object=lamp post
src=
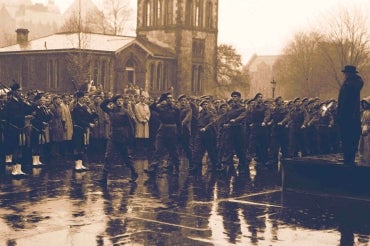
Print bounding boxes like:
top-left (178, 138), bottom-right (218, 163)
top-left (271, 78), bottom-right (276, 99)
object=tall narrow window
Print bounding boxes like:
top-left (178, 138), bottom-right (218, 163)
top-left (47, 60), bottom-right (54, 88)
top-left (165, 0), bottom-right (173, 25)
top-left (156, 0), bottom-right (162, 25)
top-left (157, 62), bottom-right (162, 90)
top-left (185, 0), bottom-right (193, 26)
top-left (195, 0), bottom-right (203, 27)
top-left (144, 0), bottom-right (151, 27)
top-left (163, 63), bottom-right (169, 90)
top-left (125, 59), bottom-right (135, 85)
top-left (191, 65), bottom-right (197, 92)
top-left (55, 59), bottom-right (60, 88)
top-left (100, 60), bottom-right (106, 89)
top-left (150, 63), bottom-right (155, 90)
top-left (93, 60), bottom-right (99, 84)
top-left (205, 1), bottom-right (212, 28)
top-left (198, 65), bottom-right (203, 92)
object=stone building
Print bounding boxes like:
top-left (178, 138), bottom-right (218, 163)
top-left (0, 0), bottom-right (219, 97)
top-left (246, 54), bottom-right (280, 99)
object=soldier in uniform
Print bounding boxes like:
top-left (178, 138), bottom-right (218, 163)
top-left (279, 97), bottom-right (306, 158)
top-left (30, 93), bottom-right (53, 167)
top-left (177, 94), bottom-right (193, 164)
top-left (220, 91), bottom-right (249, 174)
top-left (3, 83), bottom-right (34, 176)
top-left (191, 99), bottom-right (220, 174)
top-left (144, 92), bottom-right (181, 176)
top-left (71, 91), bottom-right (97, 171)
top-left (99, 95), bottom-right (138, 184)
top-left (267, 96), bottom-right (288, 167)
top-left (246, 93), bottom-right (270, 167)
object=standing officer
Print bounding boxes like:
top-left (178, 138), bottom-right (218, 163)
top-left (337, 65), bottom-right (364, 165)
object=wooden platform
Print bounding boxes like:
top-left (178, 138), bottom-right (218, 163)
top-left (281, 154), bottom-right (370, 198)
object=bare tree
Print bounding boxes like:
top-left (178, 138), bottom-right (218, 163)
top-left (275, 32), bottom-right (324, 98)
top-left (103, 0), bottom-right (133, 35)
top-left (319, 6), bottom-right (370, 87)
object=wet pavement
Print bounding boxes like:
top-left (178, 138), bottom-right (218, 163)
top-left (1, 155), bottom-right (370, 246)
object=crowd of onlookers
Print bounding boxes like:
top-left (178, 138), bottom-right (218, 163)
top-left (1, 82), bottom-right (370, 178)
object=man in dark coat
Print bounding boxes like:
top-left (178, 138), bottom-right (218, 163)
top-left (337, 65), bottom-right (364, 165)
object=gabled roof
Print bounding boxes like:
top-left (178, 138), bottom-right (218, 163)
top-left (0, 32), bottom-right (175, 59)
top-left (134, 38), bottom-right (175, 59)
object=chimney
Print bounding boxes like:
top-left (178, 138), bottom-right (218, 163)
top-left (16, 28), bottom-right (29, 44)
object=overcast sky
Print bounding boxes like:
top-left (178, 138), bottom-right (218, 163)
top-left (32, 0), bottom-right (370, 63)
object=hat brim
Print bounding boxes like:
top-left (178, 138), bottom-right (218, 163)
top-left (342, 69), bottom-right (358, 73)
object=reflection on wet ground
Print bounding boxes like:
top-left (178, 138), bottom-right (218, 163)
top-left (1, 156), bottom-right (370, 245)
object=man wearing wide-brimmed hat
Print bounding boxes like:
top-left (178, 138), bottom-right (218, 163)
top-left (337, 65), bottom-right (364, 165)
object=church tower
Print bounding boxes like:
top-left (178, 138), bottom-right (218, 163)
top-left (136, 0), bottom-right (218, 96)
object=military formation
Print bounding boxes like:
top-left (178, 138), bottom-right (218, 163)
top-left (0, 80), bottom-right (345, 182)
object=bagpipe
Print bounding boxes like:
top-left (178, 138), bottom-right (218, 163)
top-left (2, 80), bottom-right (34, 107)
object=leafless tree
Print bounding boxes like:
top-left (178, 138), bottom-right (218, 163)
top-left (319, 6), bottom-right (370, 87)
top-left (274, 32), bottom-right (324, 98)
top-left (103, 0), bottom-right (133, 35)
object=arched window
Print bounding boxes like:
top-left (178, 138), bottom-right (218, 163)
top-left (144, 0), bottom-right (151, 27)
top-left (157, 62), bottom-right (162, 90)
top-left (125, 59), bottom-right (135, 85)
top-left (205, 1), bottom-right (212, 28)
top-left (156, 0), bottom-right (162, 26)
top-left (185, 0), bottom-right (194, 27)
top-left (195, 0), bottom-right (203, 27)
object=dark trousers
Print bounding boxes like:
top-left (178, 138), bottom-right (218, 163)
top-left (192, 130), bottom-right (219, 169)
top-left (104, 139), bottom-right (135, 173)
top-left (340, 123), bottom-right (361, 164)
top-left (149, 126), bottom-right (179, 170)
top-left (178, 127), bottom-right (192, 162)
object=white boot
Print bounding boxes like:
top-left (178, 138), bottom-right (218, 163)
top-left (5, 155), bottom-right (12, 164)
top-left (32, 156), bottom-right (38, 165)
top-left (17, 164), bottom-right (26, 175)
top-left (74, 160), bottom-right (81, 170)
top-left (79, 160), bottom-right (88, 170)
top-left (34, 155), bottom-right (43, 166)
top-left (32, 155), bottom-right (43, 166)
top-left (11, 164), bottom-right (18, 175)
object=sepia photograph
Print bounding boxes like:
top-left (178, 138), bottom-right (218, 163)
top-left (0, 0), bottom-right (370, 245)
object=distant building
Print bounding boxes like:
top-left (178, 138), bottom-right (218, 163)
top-left (0, 0), bottom-right (219, 97)
top-left (246, 54), bottom-right (281, 99)
top-left (0, 0), bottom-right (62, 47)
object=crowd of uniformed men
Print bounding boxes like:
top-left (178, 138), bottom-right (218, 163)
top-left (0, 81), bottom-right (341, 181)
